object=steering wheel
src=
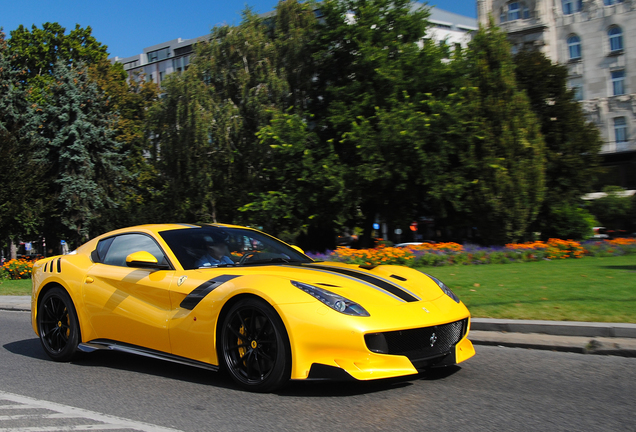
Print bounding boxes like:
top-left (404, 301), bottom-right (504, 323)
top-left (238, 252), bottom-right (258, 265)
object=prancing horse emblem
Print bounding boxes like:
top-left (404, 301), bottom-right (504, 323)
top-left (178, 275), bottom-right (188, 286)
top-left (430, 332), bottom-right (438, 347)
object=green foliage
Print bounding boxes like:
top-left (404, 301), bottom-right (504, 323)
top-left (0, 32), bottom-right (45, 243)
top-left (7, 23), bottom-right (108, 103)
top-left (240, 110), bottom-right (346, 236)
top-left (34, 62), bottom-right (127, 246)
top-left (310, 0), bottom-right (452, 243)
top-left (541, 203), bottom-right (597, 240)
top-left (513, 49), bottom-right (603, 239)
top-left (454, 21), bottom-right (546, 244)
top-left (88, 60), bottom-right (161, 230)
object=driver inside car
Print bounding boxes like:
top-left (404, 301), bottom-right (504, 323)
top-left (195, 236), bottom-right (234, 268)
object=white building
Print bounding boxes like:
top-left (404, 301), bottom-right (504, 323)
top-left (478, 0), bottom-right (636, 190)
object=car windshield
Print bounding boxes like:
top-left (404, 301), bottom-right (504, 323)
top-left (159, 225), bottom-right (313, 270)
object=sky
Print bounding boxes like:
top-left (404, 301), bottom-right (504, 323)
top-left (1, 0), bottom-right (478, 59)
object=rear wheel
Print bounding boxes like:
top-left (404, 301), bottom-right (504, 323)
top-left (37, 287), bottom-right (80, 361)
top-left (220, 298), bottom-right (290, 392)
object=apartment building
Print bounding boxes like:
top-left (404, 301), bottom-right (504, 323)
top-left (478, 0), bottom-right (636, 189)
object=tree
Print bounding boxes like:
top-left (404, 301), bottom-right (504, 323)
top-left (34, 62), bottom-right (127, 249)
top-left (513, 49), bottom-right (603, 240)
top-left (149, 0), bottom-right (323, 230)
top-left (0, 31), bottom-right (45, 255)
top-left (311, 0), bottom-right (451, 243)
top-left (147, 62), bottom-right (220, 223)
top-left (240, 110), bottom-right (347, 246)
top-left (88, 59), bottom-right (160, 229)
top-left (7, 23), bottom-right (108, 102)
top-left (455, 21), bottom-right (546, 244)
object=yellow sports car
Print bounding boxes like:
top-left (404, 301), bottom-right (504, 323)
top-left (31, 223), bottom-right (474, 392)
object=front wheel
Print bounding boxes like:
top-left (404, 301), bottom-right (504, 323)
top-left (220, 298), bottom-right (290, 392)
top-left (37, 287), bottom-right (80, 361)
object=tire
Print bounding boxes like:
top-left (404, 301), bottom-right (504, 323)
top-left (37, 287), bottom-right (80, 362)
top-left (219, 298), bottom-right (290, 392)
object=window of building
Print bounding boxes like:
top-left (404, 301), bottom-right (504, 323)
top-left (147, 47), bottom-right (170, 63)
top-left (604, 0), bottom-right (624, 5)
top-left (567, 35), bottom-right (582, 60)
top-left (501, 2), bottom-right (530, 22)
top-left (562, 0), bottom-right (582, 14)
top-left (614, 117), bottom-right (628, 144)
top-left (611, 70), bottom-right (625, 95)
top-left (608, 26), bottom-right (623, 52)
top-left (570, 78), bottom-right (584, 101)
top-left (508, 2), bottom-right (520, 20)
top-left (124, 60), bottom-right (139, 70)
top-left (522, 3), bottom-right (530, 18)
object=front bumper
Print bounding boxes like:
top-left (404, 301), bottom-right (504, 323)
top-left (277, 300), bottom-right (475, 381)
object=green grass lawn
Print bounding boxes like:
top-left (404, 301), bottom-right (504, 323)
top-left (0, 278), bottom-right (32, 296)
top-left (2, 255), bottom-right (635, 323)
top-left (423, 254), bottom-right (636, 323)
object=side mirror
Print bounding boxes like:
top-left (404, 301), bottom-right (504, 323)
top-left (291, 245), bottom-right (305, 254)
top-left (126, 251), bottom-right (166, 269)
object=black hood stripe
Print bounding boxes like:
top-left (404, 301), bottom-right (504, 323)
top-left (180, 274), bottom-right (239, 310)
top-left (300, 264), bottom-right (420, 303)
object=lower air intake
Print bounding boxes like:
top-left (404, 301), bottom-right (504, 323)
top-left (366, 319), bottom-right (467, 361)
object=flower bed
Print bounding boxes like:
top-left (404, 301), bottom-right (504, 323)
top-left (1, 258), bottom-right (38, 280)
top-left (308, 238), bottom-right (636, 267)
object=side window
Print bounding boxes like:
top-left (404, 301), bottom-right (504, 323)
top-left (101, 234), bottom-right (167, 267)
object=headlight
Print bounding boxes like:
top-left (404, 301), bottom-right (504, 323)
top-left (425, 274), bottom-right (460, 303)
top-left (291, 281), bottom-right (370, 317)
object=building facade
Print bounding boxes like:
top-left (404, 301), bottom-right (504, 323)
top-left (478, 0), bottom-right (636, 189)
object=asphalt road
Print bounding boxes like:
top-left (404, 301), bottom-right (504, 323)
top-left (1, 310), bottom-right (635, 432)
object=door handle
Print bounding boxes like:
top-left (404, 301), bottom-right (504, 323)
top-left (85, 277), bottom-right (94, 284)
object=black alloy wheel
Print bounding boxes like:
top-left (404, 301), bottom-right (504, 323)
top-left (220, 298), bottom-right (290, 392)
top-left (37, 287), bottom-right (80, 361)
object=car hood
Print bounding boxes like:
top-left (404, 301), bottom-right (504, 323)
top-left (230, 261), bottom-right (447, 306)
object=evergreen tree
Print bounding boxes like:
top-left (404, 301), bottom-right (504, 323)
top-left (513, 49), bottom-right (603, 240)
top-left (35, 62), bottom-right (127, 248)
top-left (456, 21), bottom-right (546, 244)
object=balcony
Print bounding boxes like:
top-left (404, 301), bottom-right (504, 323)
top-left (500, 17), bottom-right (547, 35)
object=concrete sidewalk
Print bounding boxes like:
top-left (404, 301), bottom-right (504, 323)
top-left (3, 296), bottom-right (636, 357)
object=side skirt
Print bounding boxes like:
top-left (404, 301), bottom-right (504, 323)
top-left (78, 339), bottom-right (219, 372)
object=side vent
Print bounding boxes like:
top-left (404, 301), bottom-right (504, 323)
top-left (390, 274), bottom-right (407, 281)
top-left (57, 258), bottom-right (62, 273)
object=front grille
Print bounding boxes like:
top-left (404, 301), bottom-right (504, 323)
top-left (367, 319), bottom-right (467, 361)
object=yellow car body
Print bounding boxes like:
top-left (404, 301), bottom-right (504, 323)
top-left (31, 223), bottom-right (474, 391)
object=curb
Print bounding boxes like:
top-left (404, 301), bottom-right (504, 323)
top-left (471, 318), bottom-right (636, 339)
top-left (0, 296), bottom-right (31, 312)
top-left (469, 330), bottom-right (636, 358)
